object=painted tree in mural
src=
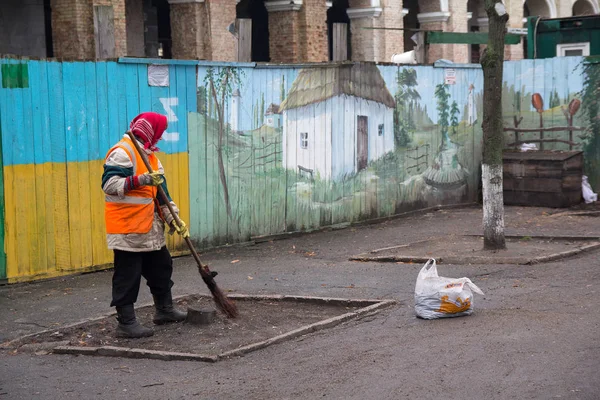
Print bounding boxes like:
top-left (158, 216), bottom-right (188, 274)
top-left (450, 100), bottom-right (460, 136)
top-left (549, 89), bottom-right (561, 109)
top-left (435, 83), bottom-right (451, 148)
top-left (393, 68), bottom-right (420, 147)
top-left (480, 0), bottom-right (508, 250)
top-left (203, 67), bottom-right (244, 218)
top-left (581, 59), bottom-right (600, 190)
top-left (197, 87), bottom-right (208, 115)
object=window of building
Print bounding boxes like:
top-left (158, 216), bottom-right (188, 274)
top-left (300, 132), bottom-right (308, 149)
top-left (378, 124), bottom-right (384, 136)
top-left (557, 42), bottom-right (590, 57)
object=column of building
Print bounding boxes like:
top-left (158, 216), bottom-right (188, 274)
top-left (347, 0), bottom-right (406, 62)
top-left (168, 0), bottom-right (236, 60)
top-left (51, 0), bottom-right (128, 59)
top-left (265, 0), bottom-right (328, 62)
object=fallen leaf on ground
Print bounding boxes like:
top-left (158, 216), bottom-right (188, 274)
top-left (231, 260), bottom-right (240, 264)
top-left (247, 276), bottom-right (254, 280)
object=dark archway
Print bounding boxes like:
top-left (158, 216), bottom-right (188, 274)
top-left (327, 0), bottom-right (351, 61)
top-left (573, 0), bottom-right (596, 15)
top-left (403, 0), bottom-right (419, 52)
top-left (236, 0), bottom-right (270, 62)
top-left (44, 0), bottom-right (54, 57)
top-left (154, 0), bottom-right (172, 58)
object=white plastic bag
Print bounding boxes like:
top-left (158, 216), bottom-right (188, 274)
top-left (520, 143), bottom-right (538, 152)
top-left (582, 175), bottom-right (597, 204)
top-left (414, 259), bottom-right (484, 320)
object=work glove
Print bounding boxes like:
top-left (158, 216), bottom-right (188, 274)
top-left (138, 172), bottom-right (165, 187)
top-left (172, 219), bottom-right (190, 239)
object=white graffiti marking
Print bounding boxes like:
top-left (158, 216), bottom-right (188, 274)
top-left (162, 132), bottom-right (180, 141)
top-left (159, 97), bottom-right (179, 122)
top-left (159, 97), bottom-right (180, 142)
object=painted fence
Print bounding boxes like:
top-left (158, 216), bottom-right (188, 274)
top-left (190, 63), bottom-right (483, 247)
top-left (0, 59), bottom-right (196, 282)
top-left (1, 56), bottom-right (598, 283)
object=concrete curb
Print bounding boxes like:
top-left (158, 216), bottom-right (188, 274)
top-left (0, 294), bottom-right (189, 350)
top-left (548, 210), bottom-right (600, 218)
top-left (7, 294), bottom-right (398, 363)
top-left (217, 299), bottom-right (396, 360)
top-left (349, 236), bottom-right (600, 265)
top-left (53, 346), bottom-right (219, 362)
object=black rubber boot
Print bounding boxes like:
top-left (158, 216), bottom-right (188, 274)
top-left (115, 305), bottom-right (154, 338)
top-left (153, 292), bottom-right (187, 325)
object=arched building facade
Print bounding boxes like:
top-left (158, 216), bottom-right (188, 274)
top-left (1, 0), bottom-right (598, 62)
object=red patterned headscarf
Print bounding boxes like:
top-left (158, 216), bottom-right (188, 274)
top-left (129, 112), bottom-right (168, 152)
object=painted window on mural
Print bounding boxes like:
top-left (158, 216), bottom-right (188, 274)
top-left (300, 132), bottom-right (308, 149)
top-left (378, 124), bottom-right (384, 136)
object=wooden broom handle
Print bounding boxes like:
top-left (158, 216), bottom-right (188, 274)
top-left (125, 131), bottom-right (209, 270)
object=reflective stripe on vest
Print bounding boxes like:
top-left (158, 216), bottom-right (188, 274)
top-left (105, 195), bottom-right (154, 205)
top-left (104, 137), bottom-right (160, 235)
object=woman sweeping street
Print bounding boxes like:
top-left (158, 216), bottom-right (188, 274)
top-left (101, 112), bottom-right (190, 338)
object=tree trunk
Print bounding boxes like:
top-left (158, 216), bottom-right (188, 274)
top-left (210, 76), bottom-right (233, 219)
top-left (480, 0), bottom-right (508, 250)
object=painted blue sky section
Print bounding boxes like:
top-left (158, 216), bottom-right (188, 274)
top-left (0, 57), bottom-right (586, 166)
top-left (0, 60), bottom-right (194, 166)
top-left (197, 64), bottom-right (486, 129)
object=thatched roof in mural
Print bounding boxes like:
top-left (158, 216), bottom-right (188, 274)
top-left (279, 64), bottom-right (396, 112)
top-left (265, 103), bottom-right (281, 115)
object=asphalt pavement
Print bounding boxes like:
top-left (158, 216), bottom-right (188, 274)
top-left (1, 205), bottom-right (599, 399)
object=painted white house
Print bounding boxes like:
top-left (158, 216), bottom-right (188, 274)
top-left (279, 64), bottom-right (395, 181)
top-left (264, 103), bottom-right (282, 129)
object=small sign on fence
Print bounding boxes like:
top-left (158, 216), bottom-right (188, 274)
top-left (444, 69), bottom-right (456, 85)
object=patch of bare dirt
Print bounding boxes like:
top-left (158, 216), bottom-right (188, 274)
top-left (16, 296), bottom-right (361, 355)
top-left (352, 235), bottom-right (600, 264)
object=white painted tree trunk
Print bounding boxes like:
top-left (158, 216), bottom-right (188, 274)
top-left (482, 163), bottom-right (506, 249)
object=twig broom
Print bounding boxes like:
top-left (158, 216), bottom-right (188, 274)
top-left (126, 131), bottom-right (238, 318)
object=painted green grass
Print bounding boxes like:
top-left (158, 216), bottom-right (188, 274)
top-left (188, 112), bottom-right (478, 248)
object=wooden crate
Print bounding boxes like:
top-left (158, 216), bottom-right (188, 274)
top-left (503, 151), bottom-right (583, 208)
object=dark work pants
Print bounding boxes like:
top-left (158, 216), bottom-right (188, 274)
top-left (110, 246), bottom-right (174, 307)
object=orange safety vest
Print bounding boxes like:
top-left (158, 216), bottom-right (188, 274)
top-left (104, 137), bottom-right (160, 234)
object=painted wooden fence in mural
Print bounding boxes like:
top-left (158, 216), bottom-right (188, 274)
top-left (1, 56), bottom-right (598, 283)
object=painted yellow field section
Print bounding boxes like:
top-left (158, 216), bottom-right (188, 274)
top-left (3, 152), bottom-right (190, 283)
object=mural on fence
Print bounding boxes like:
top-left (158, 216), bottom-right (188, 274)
top-left (0, 60), bottom-right (196, 282)
top-left (3, 56), bottom-right (600, 283)
top-left (190, 64), bottom-right (483, 246)
top-left (500, 58), bottom-right (600, 187)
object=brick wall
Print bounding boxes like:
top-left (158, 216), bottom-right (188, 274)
top-left (269, 11), bottom-right (301, 62)
top-left (207, 0), bottom-right (237, 61)
top-left (350, 16), bottom-right (375, 61)
top-left (445, 0), bottom-right (469, 63)
top-left (419, 0), bottom-right (441, 14)
top-left (51, 0), bottom-right (127, 59)
top-left (170, 2), bottom-right (208, 59)
top-left (349, 0), bottom-right (404, 62)
top-left (51, 0), bottom-right (95, 59)
top-left (300, 0), bottom-right (328, 62)
top-left (268, 0), bottom-right (327, 63)
top-left (381, 0), bottom-right (404, 61)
